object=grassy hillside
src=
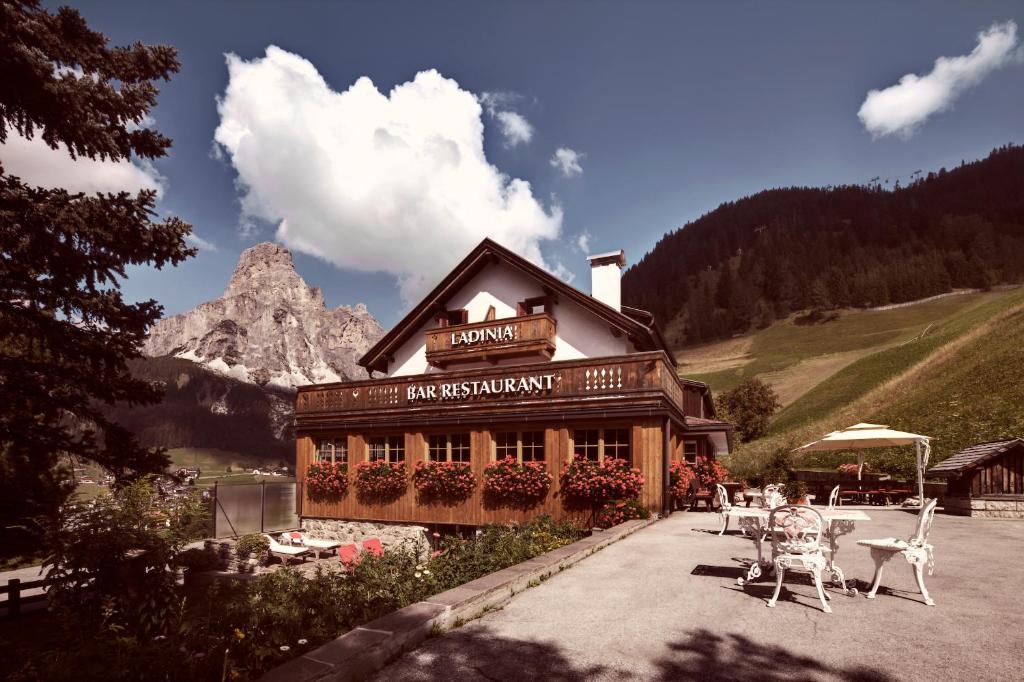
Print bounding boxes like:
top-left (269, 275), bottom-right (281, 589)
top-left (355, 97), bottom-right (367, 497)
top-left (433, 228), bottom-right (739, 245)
top-left (681, 289), bottom-right (1017, 404)
top-left (725, 288), bottom-right (1024, 478)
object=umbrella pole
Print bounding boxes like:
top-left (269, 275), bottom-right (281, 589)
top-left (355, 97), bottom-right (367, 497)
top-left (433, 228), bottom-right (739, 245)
top-left (915, 440), bottom-right (924, 508)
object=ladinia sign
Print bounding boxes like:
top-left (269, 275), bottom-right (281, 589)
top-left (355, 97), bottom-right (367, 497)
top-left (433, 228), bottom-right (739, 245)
top-left (407, 373), bottom-right (556, 401)
top-left (449, 324), bottom-right (517, 347)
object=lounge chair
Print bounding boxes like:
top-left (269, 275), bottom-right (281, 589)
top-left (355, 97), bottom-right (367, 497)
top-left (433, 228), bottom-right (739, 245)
top-left (362, 538), bottom-right (384, 556)
top-left (338, 543), bottom-right (360, 568)
top-left (287, 531), bottom-right (342, 558)
top-left (262, 534), bottom-right (312, 563)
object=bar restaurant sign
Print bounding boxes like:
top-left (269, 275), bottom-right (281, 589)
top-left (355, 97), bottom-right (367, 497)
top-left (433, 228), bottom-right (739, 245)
top-left (407, 372), bottom-right (556, 402)
top-left (450, 323), bottom-right (517, 347)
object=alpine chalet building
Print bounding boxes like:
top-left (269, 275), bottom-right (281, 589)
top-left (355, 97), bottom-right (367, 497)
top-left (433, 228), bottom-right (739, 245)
top-left (294, 238), bottom-right (731, 528)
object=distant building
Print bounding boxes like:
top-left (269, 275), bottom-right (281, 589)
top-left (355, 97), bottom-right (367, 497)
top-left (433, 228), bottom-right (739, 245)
top-left (928, 439), bottom-right (1024, 518)
top-left (294, 238), bottom-right (732, 527)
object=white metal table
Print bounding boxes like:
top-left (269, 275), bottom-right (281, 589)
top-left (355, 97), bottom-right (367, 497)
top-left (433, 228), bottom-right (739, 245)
top-left (729, 507), bottom-right (871, 594)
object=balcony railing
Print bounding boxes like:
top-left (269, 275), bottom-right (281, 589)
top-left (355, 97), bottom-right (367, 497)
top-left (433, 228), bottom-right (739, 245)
top-left (424, 313), bottom-right (556, 368)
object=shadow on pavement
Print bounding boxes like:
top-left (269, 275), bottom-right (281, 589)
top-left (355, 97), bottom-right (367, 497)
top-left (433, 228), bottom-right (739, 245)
top-left (654, 629), bottom-right (895, 681)
top-left (382, 626), bottom-right (894, 681)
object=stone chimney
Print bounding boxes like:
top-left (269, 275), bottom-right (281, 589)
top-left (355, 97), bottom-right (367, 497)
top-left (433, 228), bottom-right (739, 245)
top-left (587, 250), bottom-right (626, 311)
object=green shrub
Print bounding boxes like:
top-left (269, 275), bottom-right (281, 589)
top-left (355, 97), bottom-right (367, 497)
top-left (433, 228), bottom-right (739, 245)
top-left (235, 534), bottom-right (270, 564)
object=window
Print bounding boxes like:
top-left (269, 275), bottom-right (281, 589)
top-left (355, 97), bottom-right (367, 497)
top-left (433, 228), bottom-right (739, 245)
top-left (516, 296), bottom-right (552, 316)
top-left (494, 430), bottom-right (546, 462)
top-left (315, 438), bottom-right (347, 464)
top-left (367, 435), bottom-right (405, 463)
top-left (573, 429), bottom-right (600, 461)
top-left (683, 440), bottom-right (698, 464)
top-left (572, 428), bottom-right (631, 463)
top-left (428, 433), bottom-right (472, 463)
top-left (438, 308), bottom-right (468, 327)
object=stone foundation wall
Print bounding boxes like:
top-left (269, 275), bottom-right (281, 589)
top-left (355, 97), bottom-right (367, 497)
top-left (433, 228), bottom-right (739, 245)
top-left (301, 518), bottom-right (431, 556)
top-left (943, 496), bottom-right (1024, 518)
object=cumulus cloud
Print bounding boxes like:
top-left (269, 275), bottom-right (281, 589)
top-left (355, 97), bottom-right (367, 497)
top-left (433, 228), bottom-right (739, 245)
top-left (479, 91), bottom-right (534, 147)
top-left (494, 110), bottom-right (533, 147)
top-left (214, 47), bottom-right (563, 304)
top-left (0, 131), bottom-right (164, 195)
top-left (550, 147), bottom-right (584, 177)
top-left (858, 20), bottom-right (1023, 138)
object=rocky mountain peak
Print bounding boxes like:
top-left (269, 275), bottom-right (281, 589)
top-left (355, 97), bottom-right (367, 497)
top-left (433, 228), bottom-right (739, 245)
top-left (144, 243), bottom-right (385, 389)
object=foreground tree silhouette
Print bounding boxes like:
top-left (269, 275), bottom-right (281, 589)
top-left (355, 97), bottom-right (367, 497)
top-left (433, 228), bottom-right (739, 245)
top-left (0, 0), bottom-right (194, 553)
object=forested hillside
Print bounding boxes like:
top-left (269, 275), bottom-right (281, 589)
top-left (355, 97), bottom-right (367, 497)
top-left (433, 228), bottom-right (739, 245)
top-left (623, 145), bottom-right (1024, 345)
top-left (103, 357), bottom-right (294, 460)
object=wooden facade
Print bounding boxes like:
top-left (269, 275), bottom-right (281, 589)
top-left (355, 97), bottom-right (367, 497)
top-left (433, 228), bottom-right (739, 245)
top-left (294, 238), bottom-right (731, 527)
top-left (927, 439), bottom-right (1024, 517)
top-left (424, 313), bottom-right (556, 368)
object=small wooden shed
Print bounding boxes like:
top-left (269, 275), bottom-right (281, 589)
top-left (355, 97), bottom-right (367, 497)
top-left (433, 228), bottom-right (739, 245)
top-left (927, 439), bottom-right (1024, 517)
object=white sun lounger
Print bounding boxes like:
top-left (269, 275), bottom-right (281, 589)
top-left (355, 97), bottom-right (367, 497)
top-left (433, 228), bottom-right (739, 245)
top-left (285, 531), bottom-right (342, 558)
top-left (262, 534), bottom-right (312, 562)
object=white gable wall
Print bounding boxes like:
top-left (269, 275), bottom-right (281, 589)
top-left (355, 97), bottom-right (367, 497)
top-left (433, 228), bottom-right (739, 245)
top-left (386, 262), bottom-right (636, 377)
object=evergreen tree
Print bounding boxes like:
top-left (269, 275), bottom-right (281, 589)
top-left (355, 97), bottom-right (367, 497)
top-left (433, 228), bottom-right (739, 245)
top-left (0, 0), bottom-right (194, 552)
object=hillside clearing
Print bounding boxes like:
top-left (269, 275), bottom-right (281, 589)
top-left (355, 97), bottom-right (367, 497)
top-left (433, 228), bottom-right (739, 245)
top-left (728, 289), bottom-right (1024, 476)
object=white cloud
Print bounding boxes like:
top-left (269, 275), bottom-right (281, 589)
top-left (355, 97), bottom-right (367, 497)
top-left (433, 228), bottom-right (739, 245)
top-left (494, 110), bottom-right (533, 147)
top-left (479, 91), bottom-right (534, 147)
top-left (550, 147), bottom-right (584, 177)
top-left (0, 131), bottom-right (164, 195)
top-left (575, 231), bottom-right (591, 253)
top-left (185, 233), bottom-right (219, 252)
top-left (858, 20), bottom-right (1022, 138)
top-left (214, 47), bottom-right (563, 304)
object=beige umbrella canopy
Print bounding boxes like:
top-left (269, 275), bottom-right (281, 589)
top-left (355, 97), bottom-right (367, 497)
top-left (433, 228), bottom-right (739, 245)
top-left (794, 423), bottom-right (932, 506)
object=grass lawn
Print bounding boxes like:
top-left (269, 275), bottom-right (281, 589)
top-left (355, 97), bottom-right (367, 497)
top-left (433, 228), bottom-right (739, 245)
top-left (728, 287), bottom-right (1024, 476)
top-left (680, 289), bottom-right (1019, 404)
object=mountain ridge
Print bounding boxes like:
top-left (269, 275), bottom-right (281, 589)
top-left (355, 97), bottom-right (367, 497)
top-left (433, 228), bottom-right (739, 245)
top-left (622, 144), bottom-right (1024, 346)
top-left (143, 242), bottom-right (384, 389)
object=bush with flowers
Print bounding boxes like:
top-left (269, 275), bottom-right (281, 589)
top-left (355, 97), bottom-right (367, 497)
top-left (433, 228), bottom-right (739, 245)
top-left (304, 461), bottom-right (348, 500)
top-left (354, 461), bottom-right (408, 501)
top-left (693, 456), bottom-right (729, 488)
top-left (669, 460), bottom-right (697, 503)
top-left (560, 455), bottom-right (645, 504)
top-left (413, 460), bottom-right (476, 502)
top-left (483, 456), bottom-right (553, 507)
top-left (837, 462), bottom-right (868, 476)
top-left (595, 498), bottom-right (651, 528)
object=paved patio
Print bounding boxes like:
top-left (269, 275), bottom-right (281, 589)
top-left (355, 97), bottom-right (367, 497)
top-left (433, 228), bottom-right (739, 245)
top-left (374, 507), bottom-right (1024, 681)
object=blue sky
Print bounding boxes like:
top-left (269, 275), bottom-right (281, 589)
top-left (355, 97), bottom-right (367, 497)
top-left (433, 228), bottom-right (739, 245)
top-left (24, 1), bottom-right (1024, 326)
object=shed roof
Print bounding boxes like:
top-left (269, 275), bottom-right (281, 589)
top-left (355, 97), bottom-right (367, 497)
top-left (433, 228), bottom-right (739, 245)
top-left (926, 438), bottom-right (1024, 476)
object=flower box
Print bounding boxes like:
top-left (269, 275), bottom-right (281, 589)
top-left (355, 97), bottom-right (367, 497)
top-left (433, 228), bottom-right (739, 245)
top-left (413, 461), bottom-right (476, 502)
top-left (354, 461), bottom-right (408, 502)
top-left (483, 456), bottom-right (553, 507)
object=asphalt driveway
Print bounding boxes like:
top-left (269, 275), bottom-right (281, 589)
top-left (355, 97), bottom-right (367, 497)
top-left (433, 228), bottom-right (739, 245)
top-left (374, 506), bottom-right (1024, 681)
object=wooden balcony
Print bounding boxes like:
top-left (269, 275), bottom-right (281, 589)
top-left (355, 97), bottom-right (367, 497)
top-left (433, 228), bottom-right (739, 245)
top-left (295, 351), bottom-right (707, 428)
top-left (424, 313), bottom-right (556, 368)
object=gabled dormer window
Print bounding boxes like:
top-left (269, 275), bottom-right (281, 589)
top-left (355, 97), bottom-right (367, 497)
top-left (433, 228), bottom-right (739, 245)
top-left (437, 308), bottom-right (468, 327)
top-left (517, 296), bottom-right (552, 316)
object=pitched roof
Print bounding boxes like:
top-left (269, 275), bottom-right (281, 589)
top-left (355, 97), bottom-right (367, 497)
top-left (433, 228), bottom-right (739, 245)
top-left (358, 238), bottom-right (673, 373)
top-left (926, 438), bottom-right (1024, 476)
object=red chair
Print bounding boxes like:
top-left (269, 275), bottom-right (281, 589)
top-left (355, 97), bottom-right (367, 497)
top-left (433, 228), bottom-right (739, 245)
top-left (362, 538), bottom-right (384, 556)
top-left (338, 543), bottom-right (360, 567)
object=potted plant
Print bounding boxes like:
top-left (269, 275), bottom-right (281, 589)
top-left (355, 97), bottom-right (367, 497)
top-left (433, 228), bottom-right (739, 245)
top-left (354, 460), bottom-right (408, 502)
top-left (483, 456), bottom-right (553, 507)
top-left (781, 480), bottom-right (810, 504)
top-left (234, 533), bottom-right (269, 573)
top-left (413, 460), bottom-right (477, 502)
top-left (669, 461), bottom-right (696, 510)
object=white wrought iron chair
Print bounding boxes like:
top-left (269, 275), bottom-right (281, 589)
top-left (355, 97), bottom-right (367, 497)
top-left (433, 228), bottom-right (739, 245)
top-left (857, 498), bottom-right (938, 606)
top-left (826, 484), bottom-right (841, 510)
top-left (765, 505), bottom-right (832, 614)
top-left (761, 484), bottom-right (785, 510)
top-left (715, 483), bottom-right (733, 535)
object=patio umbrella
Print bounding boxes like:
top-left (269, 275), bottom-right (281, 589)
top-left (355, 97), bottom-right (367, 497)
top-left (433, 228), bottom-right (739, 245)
top-left (794, 423), bottom-right (932, 507)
